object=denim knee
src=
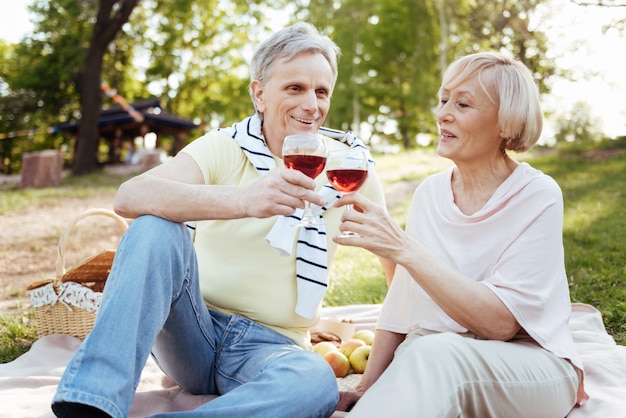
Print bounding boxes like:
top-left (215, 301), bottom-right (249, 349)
top-left (292, 351), bottom-right (340, 413)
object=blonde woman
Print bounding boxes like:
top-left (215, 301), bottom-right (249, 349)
top-left (334, 52), bottom-right (588, 418)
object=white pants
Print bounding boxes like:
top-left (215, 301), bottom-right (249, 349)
top-left (347, 330), bottom-right (579, 418)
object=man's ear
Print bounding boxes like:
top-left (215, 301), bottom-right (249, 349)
top-left (250, 80), bottom-right (265, 112)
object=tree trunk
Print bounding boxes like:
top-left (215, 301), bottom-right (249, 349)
top-left (73, 48), bottom-right (106, 175)
top-left (71, 0), bottom-right (140, 175)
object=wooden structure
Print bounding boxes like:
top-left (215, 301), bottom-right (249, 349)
top-left (58, 98), bottom-right (199, 164)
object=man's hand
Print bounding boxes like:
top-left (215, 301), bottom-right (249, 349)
top-left (240, 167), bottom-right (326, 218)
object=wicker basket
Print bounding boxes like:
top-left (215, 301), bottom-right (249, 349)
top-left (27, 208), bottom-right (128, 340)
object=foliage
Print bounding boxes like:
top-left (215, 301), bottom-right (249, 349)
top-left (0, 0), bottom-right (603, 173)
top-left (0, 0), bottom-right (288, 174)
top-left (302, 0), bottom-right (441, 148)
top-left (72, 0), bottom-right (140, 175)
top-left (446, 0), bottom-right (555, 93)
top-left (554, 100), bottom-right (604, 143)
top-left (136, 0), bottom-right (275, 128)
top-left (295, 0), bottom-right (554, 150)
top-left (0, 0), bottom-right (89, 174)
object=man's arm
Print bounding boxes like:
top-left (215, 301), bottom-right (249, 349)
top-left (114, 151), bottom-right (326, 222)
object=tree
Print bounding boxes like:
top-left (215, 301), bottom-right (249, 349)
top-left (298, 0), bottom-right (553, 150)
top-left (1, 0), bottom-right (556, 170)
top-left (446, 0), bottom-right (554, 94)
top-left (0, 1), bottom-right (92, 174)
top-left (554, 100), bottom-right (603, 143)
top-left (136, 0), bottom-right (276, 128)
top-left (73, 0), bottom-right (139, 175)
top-left (1, 0), bottom-right (285, 174)
top-left (300, 0), bottom-right (441, 149)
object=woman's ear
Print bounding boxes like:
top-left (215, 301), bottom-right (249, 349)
top-left (250, 80), bottom-right (265, 113)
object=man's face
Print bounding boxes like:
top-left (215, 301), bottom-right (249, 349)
top-left (251, 51), bottom-right (334, 156)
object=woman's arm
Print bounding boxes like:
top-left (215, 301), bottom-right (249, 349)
top-left (334, 193), bottom-right (520, 341)
top-left (336, 329), bottom-right (405, 411)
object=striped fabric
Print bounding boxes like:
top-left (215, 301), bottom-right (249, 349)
top-left (224, 115), bottom-right (372, 319)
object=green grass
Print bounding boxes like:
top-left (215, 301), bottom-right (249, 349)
top-left (0, 312), bottom-right (37, 363)
top-left (1, 140), bottom-right (625, 363)
top-left (532, 141), bottom-right (626, 344)
top-left (0, 169), bottom-right (131, 215)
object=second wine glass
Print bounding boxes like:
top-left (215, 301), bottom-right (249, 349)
top-left (282, 133), bottom-right (328, 226)
top-left (326, 148), bottom-right (369, 237)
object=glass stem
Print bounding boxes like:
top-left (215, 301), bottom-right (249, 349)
top-left (302, 201), bottom-right (314, 223)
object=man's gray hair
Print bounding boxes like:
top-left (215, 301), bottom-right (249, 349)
top-left (249, 22), bottom-right (341, 110)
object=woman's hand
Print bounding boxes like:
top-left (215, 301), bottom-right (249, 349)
top-left (336, 390), bottom-right (364, 412)
top-left (332, 193), bottom-right (408, 260)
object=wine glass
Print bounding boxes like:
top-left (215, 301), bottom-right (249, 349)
top-left (282, 133), bottom-right (328, 226)
top-left (326, 148), bottom-right (369, 238)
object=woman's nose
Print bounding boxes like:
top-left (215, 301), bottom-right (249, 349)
top-left (436, 102), bottom-right (452, 124)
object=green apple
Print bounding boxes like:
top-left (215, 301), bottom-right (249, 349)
top-left (339, 338), bottom-right (366, 358)
top-left (349, 345), bottom-right (372, 374)
top-left (324, 350), bottom-right (351, 378)
top-left (352, 329), bottom-right (375, 346)
top-left (313, 341), bottom-right (338, 357)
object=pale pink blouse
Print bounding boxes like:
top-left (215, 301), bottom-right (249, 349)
top-left (377, 162), bottom-right (583, 372)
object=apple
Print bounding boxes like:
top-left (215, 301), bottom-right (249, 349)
top-left (349, 345), bottom-right (372, 374)
top-left (339, 338), bottom-right (366, 358)
top-left (324, 350), bottom-right (351, 378)
top-left (352, 329), bottom-right (375, 346)
top-left (313, 341), bottom-right (338, 357)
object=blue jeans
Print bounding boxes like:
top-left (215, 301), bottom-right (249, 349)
top-left (52, 215), bottom-right (339, 418)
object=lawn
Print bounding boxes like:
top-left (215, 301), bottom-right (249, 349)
top-left (1, 138), bottom-right (625, 363)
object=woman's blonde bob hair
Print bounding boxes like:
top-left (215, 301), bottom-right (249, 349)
top-left (440, 52), bottom-right (543, 152)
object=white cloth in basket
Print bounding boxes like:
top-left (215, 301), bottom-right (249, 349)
top-left (29, 281), bottom-right (101, 314)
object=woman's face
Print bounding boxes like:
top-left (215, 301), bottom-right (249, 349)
top-left (250, 52), bottom-right (334, 157)
top-left (435, 74), bottom-right (503, 164)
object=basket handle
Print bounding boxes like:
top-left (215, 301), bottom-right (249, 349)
top-left (55, 208), bottom-right (129, 279)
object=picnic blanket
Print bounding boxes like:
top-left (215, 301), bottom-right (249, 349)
top-left (1, 303), bottom-right (625, 417)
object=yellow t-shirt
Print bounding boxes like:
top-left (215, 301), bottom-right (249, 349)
top-left (181, 129), bottom-right (386, 347)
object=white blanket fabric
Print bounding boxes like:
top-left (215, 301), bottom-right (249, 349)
top-left (1, 303), bottom-right (625, 417)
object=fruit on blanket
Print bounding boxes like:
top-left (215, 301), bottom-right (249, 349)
top-left (349, 345), bottom-right (372, 374)
top-left (339, 338), bottom-right (366, 358)
top-left (313, 341), bottom-right (338, 357)
top-left (352, 329), bottom-right (375, 346)
top-left (324, 350), bottom-right (351, 378)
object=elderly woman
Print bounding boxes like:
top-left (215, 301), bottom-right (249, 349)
top-left (334, 52), bottom-right (587, 417)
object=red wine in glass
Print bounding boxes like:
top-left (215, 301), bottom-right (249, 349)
top-left (326, 168), bottom-right (368, 193)
top-left (326, 148), bottom-right (369, 238)
top-left (282, 133), bottom-right (328, 226)
top-left (284, 155), bottom-right (327, 179)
